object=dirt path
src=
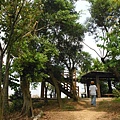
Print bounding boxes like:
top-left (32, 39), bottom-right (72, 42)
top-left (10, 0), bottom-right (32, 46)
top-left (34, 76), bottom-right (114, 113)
top-left (41, 110), bottom-right (108, 120)
top-left (40, 98), bottom-right (118, 120)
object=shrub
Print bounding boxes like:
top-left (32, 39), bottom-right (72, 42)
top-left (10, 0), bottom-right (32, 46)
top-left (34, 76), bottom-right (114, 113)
top-left (112, 89), bottom-right (120, 98)
top-left (9, 88), bottom-right (23, 112)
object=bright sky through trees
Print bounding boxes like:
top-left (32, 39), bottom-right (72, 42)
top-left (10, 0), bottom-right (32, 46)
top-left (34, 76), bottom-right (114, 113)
top-left (75, 0), bottom-right (100, 59)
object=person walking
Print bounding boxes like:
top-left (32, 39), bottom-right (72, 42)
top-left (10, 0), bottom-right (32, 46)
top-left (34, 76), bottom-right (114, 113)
top-left (89, 81), bottom-right (97, 106)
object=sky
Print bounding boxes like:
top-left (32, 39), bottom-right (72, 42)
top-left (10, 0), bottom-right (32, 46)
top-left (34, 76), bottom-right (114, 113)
top-left (75, 0), bottom-right (100, 59)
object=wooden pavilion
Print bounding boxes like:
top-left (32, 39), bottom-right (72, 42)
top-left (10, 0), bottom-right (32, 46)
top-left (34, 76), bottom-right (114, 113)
top-left (80, 71), bottom-right (117, 98)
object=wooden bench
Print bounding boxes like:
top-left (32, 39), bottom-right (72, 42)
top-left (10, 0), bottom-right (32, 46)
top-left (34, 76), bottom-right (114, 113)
top-left (103, 94), bottom-right (114, 97)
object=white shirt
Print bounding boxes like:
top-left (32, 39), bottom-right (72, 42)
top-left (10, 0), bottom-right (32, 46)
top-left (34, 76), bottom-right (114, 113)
top-left (89, 85), bottom-right (97, 95)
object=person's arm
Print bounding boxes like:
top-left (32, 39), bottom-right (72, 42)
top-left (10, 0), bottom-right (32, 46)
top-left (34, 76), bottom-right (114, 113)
top-left (96, 86), bottom-right (97, 91)
top-left (95, 86), bottom-right (98, 96)
top-left (89, 86), bottom-right (91, 96)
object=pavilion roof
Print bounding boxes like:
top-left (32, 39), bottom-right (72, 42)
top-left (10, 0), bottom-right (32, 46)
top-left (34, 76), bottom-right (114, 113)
top-left (80, 71), bottom-right (116, 83)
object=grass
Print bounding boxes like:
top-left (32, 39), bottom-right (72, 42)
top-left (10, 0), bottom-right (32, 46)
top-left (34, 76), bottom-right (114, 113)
top-left (33, 98), bottom-right (77, 111)
top-left (62, 105), bottom-right (75, 110)
top-left (97, 98), bottom-right (120, 114)
top-left (7, 97), bottom-right (120, 120)
top-left (112, 97), bottom-right (120, 102)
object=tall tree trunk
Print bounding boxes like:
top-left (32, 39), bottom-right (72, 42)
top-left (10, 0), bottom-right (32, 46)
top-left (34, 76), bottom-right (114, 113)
top-left (20, 76), bottom-right (34, 117)
top-left (3, 52), bottom-right (10, 116)
top-left (49, 72), bottom-right (63, 108)
top-left (0, 46), bottom-right (3, 120)
top-left (69, 69), bottom-right (78, 101)
top-left (41, 81), bottom-right (45, 98)
top-left (70, 80), bottom-right (78, 101)
top-left (44, 82), bottom-right (48, 104)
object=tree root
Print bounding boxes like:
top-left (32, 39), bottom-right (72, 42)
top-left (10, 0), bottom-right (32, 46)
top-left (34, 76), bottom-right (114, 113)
top-left (32, 110), bottom-right (44, 120)
top-left (11, 113), bottom-right (27, 120)
top-left (9, 111), bottom-right (44, 120)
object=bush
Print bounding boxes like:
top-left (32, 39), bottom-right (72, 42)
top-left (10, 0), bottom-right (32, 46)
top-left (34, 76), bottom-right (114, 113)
top-left (10, 99), bottom-right (23, 112)
top-left (112, 89), bottom-right (120, 98)
top-left (9, 88), bottom-right (23, 112)
top-left (113, 97), bottom-right (120, 102)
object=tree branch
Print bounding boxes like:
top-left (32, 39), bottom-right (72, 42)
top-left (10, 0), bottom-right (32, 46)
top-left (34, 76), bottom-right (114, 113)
top-left (82, 41), bottom-right (101, 58)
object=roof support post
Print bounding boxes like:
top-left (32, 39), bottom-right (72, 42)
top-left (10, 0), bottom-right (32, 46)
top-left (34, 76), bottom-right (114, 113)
top-left (96, 76), bottom-right (101, 98)
top-left (87, 80), bottom-right (90, 98)
top-left (108, 79), bottom-right (112, 93)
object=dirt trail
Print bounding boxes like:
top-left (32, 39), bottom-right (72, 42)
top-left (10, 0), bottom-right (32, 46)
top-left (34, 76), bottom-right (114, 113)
top-left (40, 98), bottom-right (118, 120)
top-left (41, 110), bottom-right (107, 120)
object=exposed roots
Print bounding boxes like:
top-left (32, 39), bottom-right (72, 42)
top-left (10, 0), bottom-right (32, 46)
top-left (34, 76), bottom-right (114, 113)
top-left (10, 113), bottom-right (27, 120)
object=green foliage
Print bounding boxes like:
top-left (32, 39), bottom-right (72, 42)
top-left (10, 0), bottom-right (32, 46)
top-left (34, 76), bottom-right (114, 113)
top-left (79, 51), bottom-right (93, 74)
top-left (112, 89), bottom-right (120, 98)
top-left (12, 35), bottom-right (58, 82)
top-left (114, 82), bottom-right (120, 90)
top-left (86, 0), bottom-right (120, 80)
top-left (79, 57), bottom-right (106, 80)
top-left (9, 88), bottom-right (23, 112)
top-left (62, 105), bottom-right (75, 110)
top-left (1, 0), bottom-right (49, 82)
top-left (39, 0), bottom-right (85, 73)
top-left (0, 0), bottom-right (85, 118)
top-left (90, 58), bottom-right (106, 71)
top-left (9, 99), bottom-right (23, 112)
top-left (1, 0), bottom-right (86, 115)
top-left (98, 99), bottom-right (120, 115)
top-left (100, 81), bottom-right (108, 95)
top-left (112, 97), bottom-right (120, 102)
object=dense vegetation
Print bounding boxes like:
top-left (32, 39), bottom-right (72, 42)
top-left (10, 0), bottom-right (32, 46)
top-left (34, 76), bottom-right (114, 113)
top-left (0, 0), bottom-right (120, 119)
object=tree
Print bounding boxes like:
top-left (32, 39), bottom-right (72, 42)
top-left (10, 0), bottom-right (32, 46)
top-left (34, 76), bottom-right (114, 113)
top-left (56, 23), bottom-right (85, 101)
top-left (79, 51), bottom-right (93, 74)
top-left (0, 0), bottom-right (45, 118)
top-left (90, 58), bottom-right (106, 71)
top-left (86, 0), bottom-right (120, 81)
top-left (13, 35), bottom-right (58, 117)
top-left (0, 44), bottom-right (3, 120)
top-left (39, 0), bottom-right (85, 101)
top-left (0, 0), bottom-right (28, 118)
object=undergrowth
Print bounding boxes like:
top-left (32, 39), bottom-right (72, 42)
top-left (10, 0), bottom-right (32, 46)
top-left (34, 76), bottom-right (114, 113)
top-left (97, 98), bottom-right (120, 114)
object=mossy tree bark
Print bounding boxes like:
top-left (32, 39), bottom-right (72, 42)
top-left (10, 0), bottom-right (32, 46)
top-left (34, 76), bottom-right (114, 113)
top-left (49, 71), bottom-right (63, 108)
top-left (20, 76), bottom-right (34, 117)
top-left (69, 69), bottom-right (78, 101)
top-left (41, 81), bottom-right (45, 98)
top-left (0, 45), bottom-right (3, 120)
top-left (44, 82), bottom-right (48, 104)
top-left (3, 51), bottom-right (10, 117)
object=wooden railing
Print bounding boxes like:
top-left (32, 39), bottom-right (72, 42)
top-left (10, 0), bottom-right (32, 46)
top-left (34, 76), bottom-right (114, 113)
top-left (46, 78), bottom-right (79, 98)
top-left (59, 81), bottom-right (79, 97)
